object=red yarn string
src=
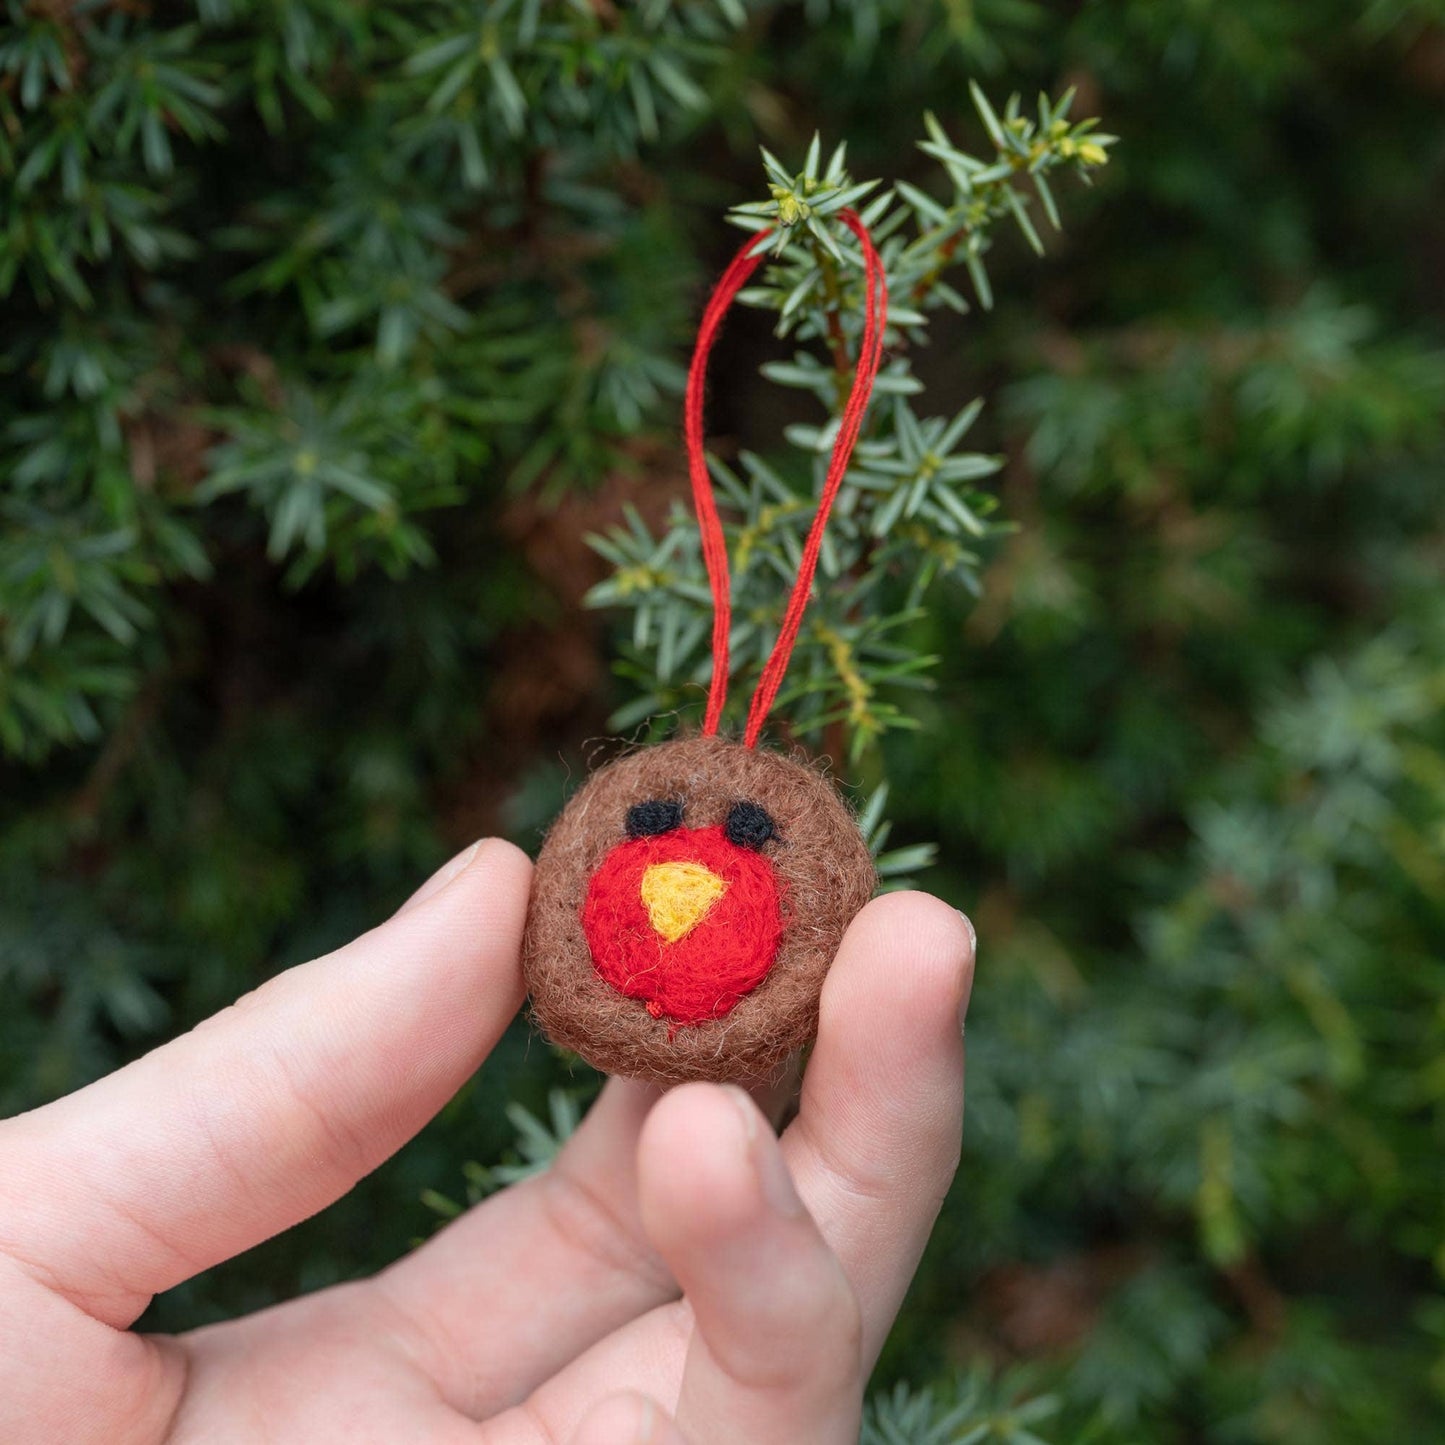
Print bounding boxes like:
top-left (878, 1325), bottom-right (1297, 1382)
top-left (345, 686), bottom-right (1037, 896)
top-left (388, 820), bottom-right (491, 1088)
top-left (744, 212), bottom-right (887, 747)
top-left (684, 234), bottom-right (771, 736)
top-left (683, 210), bottom-right (888, 746)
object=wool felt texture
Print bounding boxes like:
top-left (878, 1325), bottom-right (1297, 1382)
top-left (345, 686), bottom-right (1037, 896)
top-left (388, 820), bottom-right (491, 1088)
top-left (637, 858), bottom-right (729, 944)
top-left (523, 211), bottom-right (886, 1084)
top-left (626, 798), bottom-right (686, 839)
top-left (723, 800), bottom-right (777, 850)
top-left (585, 824), bottom-right (783, 1021)
top-left (522, 733), bottom-right (876, 1085)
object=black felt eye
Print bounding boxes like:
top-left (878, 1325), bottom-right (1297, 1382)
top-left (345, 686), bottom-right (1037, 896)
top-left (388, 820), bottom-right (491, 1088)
top-left (724, 801), bottom-right (777, 850)
top-left (626, 799), bottom-right (684, 838)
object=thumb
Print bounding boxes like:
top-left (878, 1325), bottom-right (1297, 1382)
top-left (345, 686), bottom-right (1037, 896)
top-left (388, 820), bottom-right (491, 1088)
top-left (571, 1394), bottom-right (691, 1445)
top-left (0, 839), bottom-right (531, 1329)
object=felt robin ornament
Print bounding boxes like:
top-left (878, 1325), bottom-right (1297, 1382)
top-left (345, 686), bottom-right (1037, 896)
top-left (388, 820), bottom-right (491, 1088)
top-left (522, 211), bottom-right (887, 1086)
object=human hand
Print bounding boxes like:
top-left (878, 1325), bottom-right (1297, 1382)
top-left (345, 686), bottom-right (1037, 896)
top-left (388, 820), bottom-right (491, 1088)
top-left (0, 838), bottom-right (973, 1444)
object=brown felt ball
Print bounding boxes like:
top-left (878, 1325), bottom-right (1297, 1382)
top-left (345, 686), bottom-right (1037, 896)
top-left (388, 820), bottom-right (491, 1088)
top-left (522, 733), bottom-right (876, 1085)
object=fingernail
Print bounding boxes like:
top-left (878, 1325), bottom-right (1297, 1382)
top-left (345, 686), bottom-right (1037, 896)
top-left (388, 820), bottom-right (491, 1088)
top-left (724, 1085), bottom-right (804, 1217)
top-left (398, 841), bottom-right (482, 915)
top-left (958, 909), bottom-right (977, 955)
top-left (722, 1084), bottom-right (758, 1143)
top-left (957, 910), bottom-right (977, 1029)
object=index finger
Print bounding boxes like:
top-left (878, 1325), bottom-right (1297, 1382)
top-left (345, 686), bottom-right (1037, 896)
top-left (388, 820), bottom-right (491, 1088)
top-left (0, 839), bottom-right (532, 1330)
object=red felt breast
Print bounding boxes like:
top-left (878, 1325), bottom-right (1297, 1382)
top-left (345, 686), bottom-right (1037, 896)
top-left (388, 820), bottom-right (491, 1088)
top-left (581, 825), bottom-right (785, 1025)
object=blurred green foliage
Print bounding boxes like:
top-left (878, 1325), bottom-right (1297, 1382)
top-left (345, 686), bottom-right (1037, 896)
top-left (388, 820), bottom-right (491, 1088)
top-left (2, 1), bottom-right (1443, 1441)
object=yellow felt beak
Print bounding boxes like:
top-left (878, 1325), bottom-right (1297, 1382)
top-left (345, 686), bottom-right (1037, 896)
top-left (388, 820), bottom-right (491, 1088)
top-left (640, 861), bottom-right (727, 943)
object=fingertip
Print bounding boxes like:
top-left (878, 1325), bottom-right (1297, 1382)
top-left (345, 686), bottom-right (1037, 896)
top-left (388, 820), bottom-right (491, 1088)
top-left (397, 836), bottom-right (534, 918)
top-left (642, 1080), bottom-right (752, 1152)
top-left (471, 834), bottom-right (535, 877)
top-left (571, 1392), bottom-right (682, 1445)
top-left (854, 887), bottom-right (975, 961)
top-left (638, 1083), bottom-right (756, 1240)
top-left (792, 888), bottom-right (970, 1247)
top-left (828, 889), bottom-right (975, 1032)
top-left (449, 836), bottom-right (535, 910)
top-left (392, 837), bottom-right (533, 987)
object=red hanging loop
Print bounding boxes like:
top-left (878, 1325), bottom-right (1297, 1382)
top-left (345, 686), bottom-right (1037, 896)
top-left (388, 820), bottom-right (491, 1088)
top-left (683, 209), bottom-right (889, 747)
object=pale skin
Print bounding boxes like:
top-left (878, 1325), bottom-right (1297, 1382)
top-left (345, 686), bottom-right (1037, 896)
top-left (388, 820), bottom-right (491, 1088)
top-left (0, 838), bottom-right (974, 1444)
